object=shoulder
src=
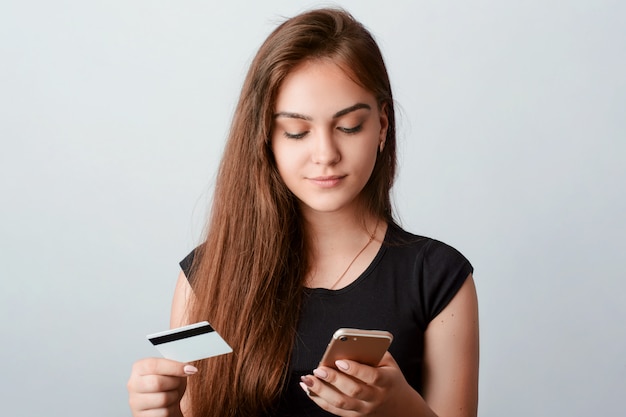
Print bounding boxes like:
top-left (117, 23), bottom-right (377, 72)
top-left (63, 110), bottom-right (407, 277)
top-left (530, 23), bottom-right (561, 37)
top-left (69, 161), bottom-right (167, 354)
top-left (179, 248), bottom-right (196, 278)
top-left (385, 223), bottom-right (472, 271)
top-left (383, 223), bottom-right (473, 322)
top-left (178, 243), bottom-right (206, 285)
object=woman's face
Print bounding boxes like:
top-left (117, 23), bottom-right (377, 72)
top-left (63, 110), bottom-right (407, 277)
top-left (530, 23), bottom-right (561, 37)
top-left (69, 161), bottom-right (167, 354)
top-left (271, 60), bottom-right (388, 217)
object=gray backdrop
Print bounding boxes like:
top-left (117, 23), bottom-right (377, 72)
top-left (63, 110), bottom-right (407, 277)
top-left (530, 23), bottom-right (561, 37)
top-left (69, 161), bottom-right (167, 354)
top-left (1, 1), bottom-right (624, 416)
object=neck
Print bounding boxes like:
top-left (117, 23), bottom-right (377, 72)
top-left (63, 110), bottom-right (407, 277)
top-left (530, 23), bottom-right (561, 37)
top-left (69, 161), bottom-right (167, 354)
top-left (302, 208), bottom-right (383, 256)
top-left (300, 209), bottom-right (387, 289)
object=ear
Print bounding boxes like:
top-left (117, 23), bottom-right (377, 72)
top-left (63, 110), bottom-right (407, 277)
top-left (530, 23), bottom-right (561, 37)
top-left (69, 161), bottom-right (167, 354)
top-left (378, 102), bottom-right (389, 152)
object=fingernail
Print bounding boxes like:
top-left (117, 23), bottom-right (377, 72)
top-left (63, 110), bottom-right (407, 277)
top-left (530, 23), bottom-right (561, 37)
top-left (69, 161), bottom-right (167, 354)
top-left (299, 382), bottom-right (312, 396)
top-left (184, 365), bottom-right (198, 375)
top-left (335, 360), bottom-right (349, 371)
top-left (300, 375), bottom-right (314, 387)
top-left (313, 368), bottom-right (328, 379)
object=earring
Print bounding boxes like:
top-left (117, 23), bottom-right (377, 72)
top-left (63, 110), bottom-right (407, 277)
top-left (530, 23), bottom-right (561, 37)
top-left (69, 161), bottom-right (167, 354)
top-left (379, 141), bottom-right (385, 153)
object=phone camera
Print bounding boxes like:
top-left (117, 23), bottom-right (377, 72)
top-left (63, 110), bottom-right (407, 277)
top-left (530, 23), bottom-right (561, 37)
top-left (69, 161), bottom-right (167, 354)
top-left (339, 336), bottom-right (348, 342)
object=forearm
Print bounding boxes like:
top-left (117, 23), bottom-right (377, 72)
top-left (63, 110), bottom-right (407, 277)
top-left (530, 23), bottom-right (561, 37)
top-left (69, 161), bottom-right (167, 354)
top-left (387, 385), bottom-right (438, 417)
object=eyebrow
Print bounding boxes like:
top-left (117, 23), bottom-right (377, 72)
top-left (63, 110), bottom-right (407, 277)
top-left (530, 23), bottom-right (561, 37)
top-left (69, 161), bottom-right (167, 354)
top-left (273, 103), bottom-right (371, 120)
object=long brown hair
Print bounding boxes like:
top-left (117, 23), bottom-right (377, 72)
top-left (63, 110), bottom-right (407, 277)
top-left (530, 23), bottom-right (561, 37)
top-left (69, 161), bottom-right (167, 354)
top-left (186, 8), bottom-right (397, 416)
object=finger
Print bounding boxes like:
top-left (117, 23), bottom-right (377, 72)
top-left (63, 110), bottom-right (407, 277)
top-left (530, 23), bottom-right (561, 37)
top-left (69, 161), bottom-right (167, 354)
top-left (378, 351), bottom-right (398, 367)
top-left (132, 357), bottom-right (198, 378)
top-left (132, 402), bottom-right (181, 417)
top-left (301, 375), bottom-right (356, 411)
top-left (129, 374), bottom-right (187, 394)
top-left (311, 367), bottom-right (375, 402)
top-left (130, 389), bottom-right (181, 411)
top-left (301, 378), bottom-right (367, 416)
top-left (333, 351), bottom-right (396, 386)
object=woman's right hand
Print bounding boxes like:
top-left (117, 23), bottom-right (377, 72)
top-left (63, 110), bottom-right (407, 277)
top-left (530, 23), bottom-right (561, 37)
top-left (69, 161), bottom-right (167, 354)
top-left (127, 357), bottom-right (197, 417)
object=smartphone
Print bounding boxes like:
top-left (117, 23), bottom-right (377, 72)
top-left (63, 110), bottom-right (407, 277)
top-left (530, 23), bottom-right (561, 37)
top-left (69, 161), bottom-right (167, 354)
top-left (319, 328), bottom-right (393, 368)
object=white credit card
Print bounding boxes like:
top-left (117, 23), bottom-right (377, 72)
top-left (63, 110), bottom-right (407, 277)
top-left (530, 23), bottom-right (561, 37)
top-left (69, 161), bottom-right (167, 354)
top-left (147, 321), bottom-right (232, 362)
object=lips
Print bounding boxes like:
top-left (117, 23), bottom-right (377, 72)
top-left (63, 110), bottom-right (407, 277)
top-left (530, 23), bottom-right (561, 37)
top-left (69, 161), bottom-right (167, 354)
top-left (308, 175), bottom-right (346, 188)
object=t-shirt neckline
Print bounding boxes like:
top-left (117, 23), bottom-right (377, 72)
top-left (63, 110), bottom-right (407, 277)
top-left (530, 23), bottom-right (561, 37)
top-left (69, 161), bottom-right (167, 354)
top-left (304, 223), bottom-right (392, 295)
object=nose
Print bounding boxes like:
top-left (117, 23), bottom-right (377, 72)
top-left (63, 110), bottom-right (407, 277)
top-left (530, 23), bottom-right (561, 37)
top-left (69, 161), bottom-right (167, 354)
top-left (311, 129), bottom-right (341, 165)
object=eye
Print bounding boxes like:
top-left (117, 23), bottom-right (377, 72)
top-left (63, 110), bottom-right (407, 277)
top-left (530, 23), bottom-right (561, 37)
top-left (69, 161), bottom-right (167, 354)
top-left (338, 124), bottom-right (363, 134)
top-left (283, 131), bottom-right (308, 140)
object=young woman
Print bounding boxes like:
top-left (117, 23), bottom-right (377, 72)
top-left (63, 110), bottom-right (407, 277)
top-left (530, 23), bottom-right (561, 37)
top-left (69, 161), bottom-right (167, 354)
top-left (127, 8), bottom-right (479, 417)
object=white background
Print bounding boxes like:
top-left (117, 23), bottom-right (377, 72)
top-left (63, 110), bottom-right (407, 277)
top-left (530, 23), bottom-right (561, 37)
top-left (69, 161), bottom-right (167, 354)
top-left (1, 1), bottom-right (624, 416)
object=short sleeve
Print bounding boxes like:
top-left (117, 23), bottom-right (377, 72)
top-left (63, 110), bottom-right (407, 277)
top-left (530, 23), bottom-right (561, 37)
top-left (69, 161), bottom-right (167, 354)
top-left (421, 239), bottom-right (473, 322)
top-left (179, 249), bottom-right (196, 283)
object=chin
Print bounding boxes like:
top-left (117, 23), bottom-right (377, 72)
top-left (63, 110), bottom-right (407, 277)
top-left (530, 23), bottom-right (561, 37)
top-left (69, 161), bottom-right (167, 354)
top-left (300, 198), bottom-right (360, 215)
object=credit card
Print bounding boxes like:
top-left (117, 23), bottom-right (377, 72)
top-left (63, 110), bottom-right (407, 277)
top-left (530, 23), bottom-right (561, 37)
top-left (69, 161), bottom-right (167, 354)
top-left (147, 321), bottom-right (232, 362)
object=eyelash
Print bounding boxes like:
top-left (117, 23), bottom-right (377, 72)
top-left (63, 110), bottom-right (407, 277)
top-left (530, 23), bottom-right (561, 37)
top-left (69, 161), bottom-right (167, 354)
top-left (339, 124), bottom-right (363, 134)
top-left (283, 131), bottom-right (308, 139)
top-left (283, 124), bottom-right (363, 140)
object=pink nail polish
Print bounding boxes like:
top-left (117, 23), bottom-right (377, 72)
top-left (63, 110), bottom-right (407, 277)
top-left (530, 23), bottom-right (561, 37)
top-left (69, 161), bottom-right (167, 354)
top-left (313, 368), bottom-right (328, 379)
top-left (184, 365), bottom-right (198, 375)
top-left (300, 375), bottom-right (314, 387)
top-left (335, 360), bottom-right (349, 371)
top-left (299, 382), bottom-right (312, 396)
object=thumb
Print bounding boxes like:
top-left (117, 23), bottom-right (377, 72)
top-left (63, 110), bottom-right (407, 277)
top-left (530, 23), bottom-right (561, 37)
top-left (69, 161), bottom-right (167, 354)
top-left (183, 364), bottom-right (199, 375)
top-left (378, 351), bottom-right (399, 368)
top-left (134, 358), bottom-right (199, 378)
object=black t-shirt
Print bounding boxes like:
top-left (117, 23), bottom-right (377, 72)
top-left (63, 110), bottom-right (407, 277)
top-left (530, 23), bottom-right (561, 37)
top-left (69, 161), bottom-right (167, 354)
top-left (180, 223), bottom-right (473, 416)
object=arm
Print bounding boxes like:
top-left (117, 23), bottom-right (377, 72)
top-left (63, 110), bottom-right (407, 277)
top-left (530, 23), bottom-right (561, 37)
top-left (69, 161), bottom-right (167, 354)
top-left (127, 271), bottom-right (197, 417)
top-left (422, 273), bottom-right (479, 417)
top-left (171, 271), bottom-right (195, 416)
top-left (170, 270), bottom-right (194, 328)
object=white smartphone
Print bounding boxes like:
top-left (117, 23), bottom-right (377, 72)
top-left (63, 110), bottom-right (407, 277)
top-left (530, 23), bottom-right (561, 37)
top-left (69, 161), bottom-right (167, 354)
top-left (319, 328), bottom-right (393, 368)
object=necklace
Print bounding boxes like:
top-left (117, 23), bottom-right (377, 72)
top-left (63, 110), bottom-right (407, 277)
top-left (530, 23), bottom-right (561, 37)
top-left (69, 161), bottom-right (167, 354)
top-left (328, 223), bottom-right (378, 290)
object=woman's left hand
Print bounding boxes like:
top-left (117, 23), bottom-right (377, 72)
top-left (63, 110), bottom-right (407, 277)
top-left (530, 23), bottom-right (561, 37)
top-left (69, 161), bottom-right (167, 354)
top-left (300, 352), bottom-right (421, 417)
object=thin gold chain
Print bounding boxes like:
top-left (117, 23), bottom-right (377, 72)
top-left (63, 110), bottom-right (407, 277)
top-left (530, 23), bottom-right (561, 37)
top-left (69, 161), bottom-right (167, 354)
top-left (328, 223), bottom-right (378, 290)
